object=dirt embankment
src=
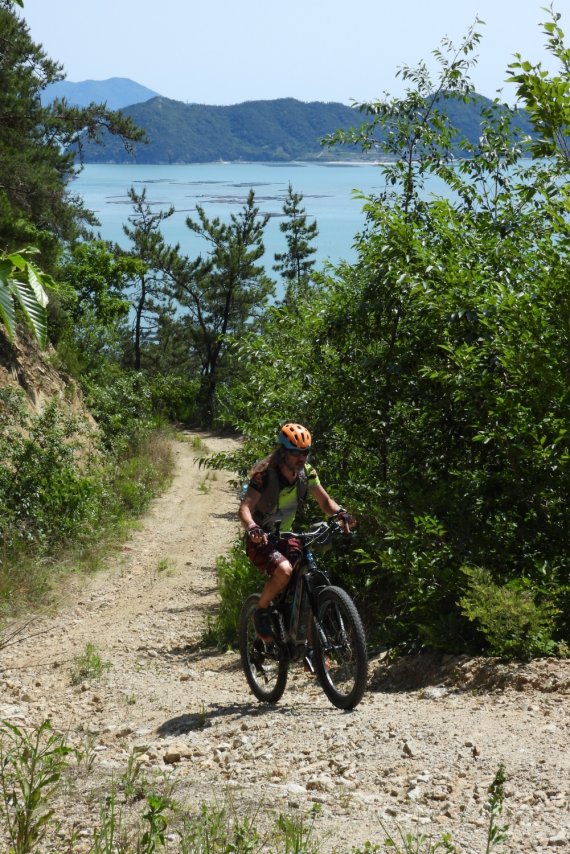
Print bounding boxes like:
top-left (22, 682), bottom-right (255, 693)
top-left (1, 432), bottom-right (568, 852)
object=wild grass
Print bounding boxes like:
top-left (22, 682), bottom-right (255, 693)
top-left (179, 433), bottom-right (211, 456)
top-left (155, 557), bottom-right (175, 577)
top-left (70, 642), bottom-right (112, 685)
top-left (0, 721), bottom-right (513, 853)
top-left (201, 539), bottom-right (260, 649)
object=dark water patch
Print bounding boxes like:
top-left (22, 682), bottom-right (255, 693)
top-left (107, 198), bottom-right (170, 206)
top-left (202, 195), bottom-right (249, 204)
top-left (229, 181), bottom-right (276, 188)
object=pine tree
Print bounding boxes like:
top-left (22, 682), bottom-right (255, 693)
top-left (177, 190), bottom-right (275, 422)
top-left (273, 183), bottom-right (318, 304)
top-left (122, 187), bottom-right (181, 371)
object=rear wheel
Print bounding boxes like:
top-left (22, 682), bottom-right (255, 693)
top-left (239, 594), bottom-right (288, 703)
top-left (314, 586), bottom-right (368, 709)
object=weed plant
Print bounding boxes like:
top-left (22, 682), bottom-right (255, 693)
top-left (0, 719), bottom-right (74, 853)
top-left (156, 557), bottom-right (174, 576)
top-left (351, 765), bottom-right (510, 853)
top-left (70, 642), bottom-right (111, 685)
top-left (198, 477), bottom-right (212, 494)
top-left (121, 747), bottom-right (148, 802)
top-left (89, 781), bottom-right (125, 853)
top-left (0, 722), bottom-right (513, 853)
top-left (188, 435), bottom-right (211, 456)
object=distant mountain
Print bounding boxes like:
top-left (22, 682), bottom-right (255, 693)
top-left (41, 77), bottom-right (161, 110)
top-left (76, 93), bottom-right (535, 165)
top-left (78, 96), bottom-right (361, 163)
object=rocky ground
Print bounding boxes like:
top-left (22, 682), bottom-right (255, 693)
top-left (1, 432), bottom-right (568, 853)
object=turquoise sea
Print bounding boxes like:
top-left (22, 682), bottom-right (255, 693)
top-left (73, 162), bottom-right (392, 273)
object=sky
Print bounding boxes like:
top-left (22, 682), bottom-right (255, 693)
top-left (20, 0), bottom-right (564, 106)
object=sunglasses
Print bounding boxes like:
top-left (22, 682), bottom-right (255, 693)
top-left (288, 448), bottom-right (310, 457)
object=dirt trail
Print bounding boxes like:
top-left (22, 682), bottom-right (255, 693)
top-left (1, 432), bottom-right (569, 852)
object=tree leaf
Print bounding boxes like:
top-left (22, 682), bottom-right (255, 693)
top-left (11, 275), bottom-right (48, 347)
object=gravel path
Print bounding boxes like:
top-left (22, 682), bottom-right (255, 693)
top-left (1, 432), bottom-right (568, 852)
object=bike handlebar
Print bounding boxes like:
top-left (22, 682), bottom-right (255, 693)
top-left (270, 516), bottom-right (351, 548)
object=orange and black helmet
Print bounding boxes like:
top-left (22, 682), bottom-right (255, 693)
top-left (278, 422), bottom-right (312, 451)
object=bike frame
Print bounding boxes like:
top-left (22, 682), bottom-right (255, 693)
top-left (270, 524), bottom-right (340, 660)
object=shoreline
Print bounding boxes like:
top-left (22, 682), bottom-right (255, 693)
top-left (79, 158), bottom-right (388, 169)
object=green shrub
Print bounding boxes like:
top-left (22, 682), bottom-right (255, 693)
top-left (460, 567), bottom-right (562, 659)
top-left (202, 540), bottom-right (260, 648)
top-left (0, 398), bottom-right (103, 553)
top-left (149, 373), bottom-right (200, 423)
top-left (84, 371), bottom-right (157, 457)
top-left (0, 382), bottom-right (173, 614)
top-left (114, 438), bottom-right (172, 515)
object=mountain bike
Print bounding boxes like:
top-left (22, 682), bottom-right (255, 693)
top-left (239, 518), bottom-right (368, 710)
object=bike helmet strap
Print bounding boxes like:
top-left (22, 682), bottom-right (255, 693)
top-left (279, 422), bottom-right (312, 450)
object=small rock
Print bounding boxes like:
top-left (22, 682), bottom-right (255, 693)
top-left (306, 776), bottom-right (334, 792)
top-left (403, 739), bottom-right (419, 758)
top-left (421, 686), bottom-right (448, 700)
top-left (286, 783), bottom-right (307, 795)
top-left (163, 743), bottom-right (193, 764)
top-left (114, 726), bottom-right (133, 738)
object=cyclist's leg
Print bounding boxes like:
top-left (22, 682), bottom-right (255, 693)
top-left (258, 559), bottom-right (292, 608)
top-left (254, 562), bottom-right (292, 640)
top-left (246, 537), bottom-right (294, 606)
top-left (245, 539), bottom-right (293, 638)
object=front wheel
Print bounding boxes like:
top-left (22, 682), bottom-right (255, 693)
top-left (313, 586), bottom-right (368, 709)
top-left (239, 594), bottom-right (288, 703)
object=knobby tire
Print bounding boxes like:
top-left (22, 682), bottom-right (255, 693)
top-left (239, 593), bottom-right (288, 703)
top-left (314, 586), bottom-right (368, 709)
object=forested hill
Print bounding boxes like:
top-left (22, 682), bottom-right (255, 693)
top-left (80, 97), bottom-right (359, 163)
top-left (80, 94), bottom-right (534, 164)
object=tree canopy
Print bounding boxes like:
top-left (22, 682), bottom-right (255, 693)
top-left (214, 10), bottom-right (570, 658)
top-left (0, 0), bottom-right (143, 268)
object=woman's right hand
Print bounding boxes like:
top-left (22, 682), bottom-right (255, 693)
top-left (248, 525), bottom-right (268, 544)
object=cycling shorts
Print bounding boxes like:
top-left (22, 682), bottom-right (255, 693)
top-left (245, 534), bottom-right (302, 575)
